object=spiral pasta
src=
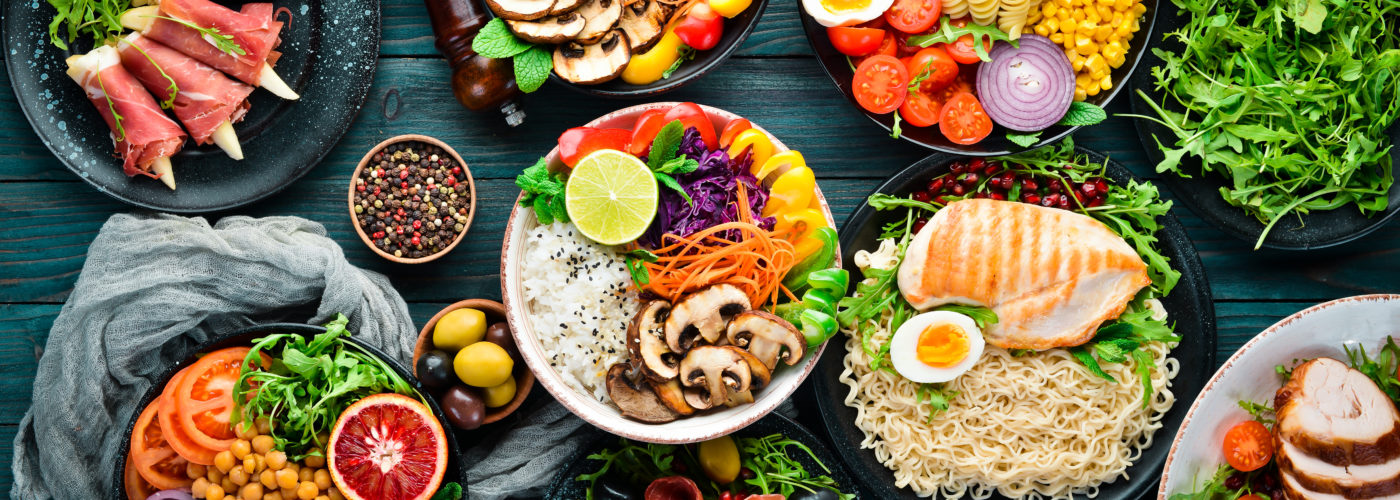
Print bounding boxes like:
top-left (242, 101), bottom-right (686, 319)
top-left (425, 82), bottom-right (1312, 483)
top-left (969, 0), bottom-right (1001, 26)
top-left (943, 0), bottom-right (971, 21)
top-left (997, 0), bottom-right (1040, 39)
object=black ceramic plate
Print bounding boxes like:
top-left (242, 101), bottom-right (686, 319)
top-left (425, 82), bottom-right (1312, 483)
top-left (798, 4), bottom-right (1158, 155)
top-left (550, 0), bottom-right (769, 98)
top-left (812, 149), bottom-right (1216, 499)
top-left (543, 412), bottom-right (861, 499)
top-left (1128, 8), bottom-right (1400, 250)
top-left (4, 0), bottom-right (379, 213)
top-left (111, 323), bottom-right (468, 498)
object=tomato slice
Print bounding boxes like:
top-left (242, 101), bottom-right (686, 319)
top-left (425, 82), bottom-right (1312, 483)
top-left (1223, 420), bottom-right (1274, 472)
top-left (627, 109), bottom-right (668, 157)
top-left (853, 55), bottom-right (909, 115)
top-left (885, 0), bottom-right (941, 34)
top-left (174, 347), bottom-right (267, 453)
top-left (157, 366), bottom-right (219, 465)
top-left (939, 92), bottom-right (993, 145)
top-left (663, 102), bottom-right (718, 150)
top-left (906, 46), bottom-right (959, 92)
top-left (123, 454), bottom-right (157, 500)
top-left (719, 118), bottom-right (752, 149)
top-left (853, 31), bottom-right (898, 67)
top-left (130, 401), bottom-right (192, 491)
top-left (827, 26), bottom-right (886, 57)
top-left (947, 34), bottom-right (992, 64)
top-left (558, 127), bottom-right (632, 167)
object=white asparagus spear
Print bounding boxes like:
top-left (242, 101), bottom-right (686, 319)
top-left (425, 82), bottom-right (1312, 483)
top-left (65, 49), bottom-right (179, 190)
top-left (120, 6), bottom-right (299, 100)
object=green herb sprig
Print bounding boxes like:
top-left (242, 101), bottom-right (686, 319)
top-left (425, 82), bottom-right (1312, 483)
top-left (96, 72), bottom-right (127, 142)
top-left (45, 0), bottom-right (130, 50)
top-left (516, 157), bottom-right (570, 225)
top-left (124, 41), bottom-right (179, 109)
top-left (1168, 464), bottom-right (1271, 500)
top-left (624, 248), bottom-right (659, 285)
top-left (1344, 336), bottom-right (1400, 406)
top-left (152, 15), bottom-right (246, 56)
top-left (663, 46), bottom-right (697, 79)
top-left (472, 18), bottom-right (553, 93)
top-left (645, 119), bottom-right (702, 205)
top-left (577, 435), bottom-right (854, 500)
top-left (907, 16), bottom-right (1015, 61)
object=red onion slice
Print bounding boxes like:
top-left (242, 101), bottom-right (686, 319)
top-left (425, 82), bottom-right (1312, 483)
top-left (975, 35), bottom-right (1076, 132)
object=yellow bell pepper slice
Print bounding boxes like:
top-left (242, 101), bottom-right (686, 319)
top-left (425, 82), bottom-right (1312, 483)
top-left (774, 208), bottom-right (829, 262)
top-left (728, 129), bottom-right (774, 170)
top-left (762, 166), bottom-right (816, 217)
top-left (754, 150), bottom-right (806, 179)
top-left (709, 0), bottom-right (753, 18)
top-left (622, 30), bottom-right (684, 85)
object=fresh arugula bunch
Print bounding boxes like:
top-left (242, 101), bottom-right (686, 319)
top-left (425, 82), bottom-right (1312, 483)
top-left (516, 158), bottom-right (570, 225)
top-left (907, 16), bottom-right (1014, 61)
top-left (232, 315), bottom-right (415, 460)
top-left (577, 435), bottom-right (854, 500)
top-left (46, 0), bottom-right (129, 50)
top-left (1134, 0), bottom-right (1400, 248)
top-left (471, 18), bottom-right (553, 93)
top-left (738, 434), bottom-right (854, 500)
top-left (1344, 336), bottom-right (1400, 407)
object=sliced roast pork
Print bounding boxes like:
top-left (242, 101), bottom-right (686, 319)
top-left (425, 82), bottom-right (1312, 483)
top-left (1274, 357), bottom-right (1400, 499)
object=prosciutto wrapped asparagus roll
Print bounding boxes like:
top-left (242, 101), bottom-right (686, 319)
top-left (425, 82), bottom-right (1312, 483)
top-left (117, 32), bottom-right (253, 160)
top-left (121, 0), bottom-right (298, 100)
top-left (65, 45), bottom-right (186, 190)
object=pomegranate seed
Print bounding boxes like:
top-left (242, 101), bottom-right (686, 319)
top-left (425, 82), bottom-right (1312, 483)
top-left (1058, 196), bottom-right (1071, 209)
top-left (985, 164), bottom-right (1002, 176)
top-left (912, 191), bottom-right (932, 202)
top-left (1023, 193), bottom-right (1041, 204)
top-left (974, 192), bottom-right (989, 199)
top-left (1096, 179), bottom-right (1109, 193)
top-left (962, 173), bottom-right (979, 186)
top-left (1081, 182), bottom-right (1098, 197)
top-left (933, 196), bottom-right (948, 204)
top-left (913, 217), bottom-right (929, 232)
top-left (1022, 178), bottom-right (1038, 191)
top-left (990, 192), bottom-right (1007, 201)
top-left (968, 158), bottom-right (986, 172)
top-left (1225, 474), bottom-right (1245, 491)
top-left (1088, 197), bottom-right (1105, 207)
top-left (951, 162), bottom-right (967, 174)
top-left (1048, 180), bottom-right (1063, 193)
top-left (951, 184), bottom-right (965, 196)
top-left (999, 173), bottom-right (1017, 189)
top-left (928, 178), bottom-right (945, 193)
top-left (1040, 194), bottom-right (1058, 207)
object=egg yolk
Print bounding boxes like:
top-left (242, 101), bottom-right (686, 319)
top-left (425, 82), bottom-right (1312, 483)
top-left (819, 0), bottom-right (873, 13)
top-left (916, 323), bottom-right (970, 368)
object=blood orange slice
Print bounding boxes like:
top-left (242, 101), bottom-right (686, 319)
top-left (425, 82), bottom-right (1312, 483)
top-left (328, 393), bottom-right (448, 500)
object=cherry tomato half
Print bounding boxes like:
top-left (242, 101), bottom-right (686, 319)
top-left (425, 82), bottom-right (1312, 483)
top-left (827, 26), bottom-right (886, 57)
top-left (854, 31), bottom-right (898, 67)
top-left (628, 109), bottom-right (668, 157)
top-left (1223, 420), bottom-right (1274, 472)
top-left (663, 102), bottom-right (718, 150)
top-left (173, 347), bottom-right (268, 452)
top-left (853, 55), bottom-right (910, 115)
top-left (906, 46), bottom-right (959, 92)
top-left (130, 401), bottom-right (192, 491)
top-left (720, 118), bottom-right (752, 149)
top-left (946, 21), bottom-right (992, 65)
top-left (674, 2), bottom-right (723, 50)
top-left (558, 127), bottom-right (632, 167)
top-left (158, 365), bottom-right (218, 465)
top-left (885, 0), bottom-right (942, 34)
top-left (899, 72), bottom-right (971, 127)
top-left (938, 92), bottom-right (992, 145)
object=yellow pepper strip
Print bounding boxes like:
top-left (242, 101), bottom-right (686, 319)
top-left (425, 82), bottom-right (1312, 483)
top-left (709, 0), bottom-right (752, 18)
top-left (754, 150), bottom-right (805, 178)
top-left (728, 129), bottom-right (774, 170)
top-left (774, 208), bottom-right (829, 262)
top-left (622, 30), bottom-right (684, 85)
top-left (761, 166), bottom-right (815, 217)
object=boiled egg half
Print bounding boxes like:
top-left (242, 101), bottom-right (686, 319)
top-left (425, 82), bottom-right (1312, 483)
top-left (890, 310), bottom-right (985, 383)
top-left (802, 0), bottom-right (895, 27)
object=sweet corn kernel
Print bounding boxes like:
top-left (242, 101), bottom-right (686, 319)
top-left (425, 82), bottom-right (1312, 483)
top-left (1074, 88), bottom-right (1088, 101)
top-left (1114, 0), bottom-right (1132, 10)
top-left (1085, 53), bottom-right (1106, 71)
top-left (1132, 3), bottom-right (1146, 14)
top-left (1035, 24), bottom-right (1052, 36)
top-left (1100, 75), bottom-right (1114, 90)
top-left (1111, 12), bottom-right (1125, 27)
top-left (1044, 18), bottom-right (1059, 31)
top-left (1075, 37), bottom-right (1098, 55)
top-left (1089, 67), bottom-right (1107, 80)
top-left (1094, 25), bottom-right (1113, 41)
top-left (1086, 9), bottom-right (1101, 23)
top-left (1076, 73), bottom-right (1093, 87)
top-left (1098, 5), bottom-right (1114, 19)
top-left (1043, 2), bottom-right (1059, 16)
top-left (1114, 25), bottom-right (1133, 38)
top-left (1050, 32), bottom-right (1066, 44)
top-left (1072, 9), bottom-right (1086, 22)
top-left (1087, 83), bottom-right (1102, 96)
top-left (1061, 18), bottom-right (1078, 33)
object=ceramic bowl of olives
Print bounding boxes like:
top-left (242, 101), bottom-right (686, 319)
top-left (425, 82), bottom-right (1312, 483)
top-left (413, 299), bottom-right (534, 430)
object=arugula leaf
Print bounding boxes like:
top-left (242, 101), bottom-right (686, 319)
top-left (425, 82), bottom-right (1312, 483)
top-left (96, 72), bottom-right (127, 143)
top-left (472, 18), bottom-right (534, 58)
top-left (47, 0), bottom-right (130, 50)
top-left (932, 304), bottom-right (999, 328)
top-left (123, 42), bottom-right (179, 109)
top-left (662, 46), bottom-right (696, 79)
top-left (1344, 336), bottom-right (1400, 407)
top-left (512, 46), bottom-right (553, 93)
top-left (1006, 131), bottom-right (1042, 147)
top-left (890, 111), bottom-right (904, 139)
top-left (1056, 102), bottom-right (1107, 126)
top-left (152, 15), bottom-right (246, 55)
top-left (1237, 399), bottom-right (1275, 424)
top-left (516, 157), bottom-right (571, 225)
top-left (907, 16), bottom-right (1015, 61)
top-left (867, 193), bottom-right (941, 212)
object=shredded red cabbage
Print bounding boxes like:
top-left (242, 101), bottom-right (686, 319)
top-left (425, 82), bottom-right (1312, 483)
top-left (638, 128), bottom-right (773, 249)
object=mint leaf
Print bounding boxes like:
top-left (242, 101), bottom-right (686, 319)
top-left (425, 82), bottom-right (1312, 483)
top-left (513, 46), bottom-right (552, 93)
top-left (648, 120), bottom-right (686, 170)
top-left (516, 157), bottom-right (569, 224)
top-left (655, 172), bottom-right (692, 205)
top-left (1056, 102), bottom-right (1107, 126)
top-left (1006, 131), bottom-right (1042, 147)
top-left (657, 156), bottom-right (699, 175)
top-left (473, 18), bottom-right (533, 58)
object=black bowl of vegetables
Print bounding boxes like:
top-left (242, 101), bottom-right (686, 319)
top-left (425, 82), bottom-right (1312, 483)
top-left (113, 320), bottom-right (468, 500)
top-left (797, 0), bottom-right (1158, 155)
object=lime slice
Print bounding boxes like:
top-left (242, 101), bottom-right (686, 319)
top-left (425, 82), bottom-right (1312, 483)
top-left (565, 149), bottom-right (659, 245)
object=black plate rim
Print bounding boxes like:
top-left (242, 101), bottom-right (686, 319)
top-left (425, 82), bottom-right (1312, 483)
top-left (796, 2), bottom-right (1159, 156)
top-left (1126, 4), bottom-right (1400, 250)
top-left (549, 0), bottom-right (771, 98)
top-left (3, 1), bottom-right (382, 214)
top-left (812, 148), bottom-right (1217, 499)
top-left (109, 322), bottom-right (469, 498)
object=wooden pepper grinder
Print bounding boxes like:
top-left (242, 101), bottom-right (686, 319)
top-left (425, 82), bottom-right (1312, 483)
top-left (424, 0), bottom-right (527, 127)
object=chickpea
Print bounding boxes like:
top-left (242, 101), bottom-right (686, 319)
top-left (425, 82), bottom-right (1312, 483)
top-left (304, 452), bottom-right (326, 468)
top-left (298, 467), bottom-right (315, 483)
top-left (326, 488), bottom-right (344, 500)
top-left (208, 468), bottom-right (225, 484)
top-left (253, 454), bottom-right (267, 472)
top-left (312, 469), bottom-right (332, 490)
top-left (221, 478), bottom-right (238, 494)
top-left (256, 417), bottom-right (273, 435)
top-left (260, 469), bottom-right (278, 489)
top-left (229, 467), bottom-right (249, 486)
top-left (263, 492), bottom-right (284, 500)
top-left (215, 451), bottom-right (237, 473)
top-left (235, 422), bottom-right (258, 440)
top-left (239, 482), bottom-right (264, 500)
top-left (252, 435), bottom-right (276, 454)
top-left (206, 484), bottom-right (226, 500)
top-left (231, 439), bottom-right (253, 460)
top-left (243, 456), bottom-right (258, 474)
top-left (275, 469), bottom-right (300, 490)
top-left (192, 478), bottom-right (211, 498)
top-left (297, 481), bottom-right (319, 500)
top-left (280, 489), bottom-right (297, 500)
top-left (266, 451), bottom-right (288, 470)
top-left (188, 462), bottom-right (209, 479)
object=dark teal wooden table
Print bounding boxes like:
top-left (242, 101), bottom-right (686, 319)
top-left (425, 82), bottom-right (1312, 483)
top-left (3, 1), bottom-right (1399, 493)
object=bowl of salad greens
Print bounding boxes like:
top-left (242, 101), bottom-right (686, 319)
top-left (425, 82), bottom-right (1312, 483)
top-left (1129, 0), bottom-right (1400, 250)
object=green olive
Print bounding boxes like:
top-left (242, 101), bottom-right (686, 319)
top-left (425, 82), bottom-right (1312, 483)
top-left (453, 342), bottom-right (514, 387)
top-left (434, 308), bottom-right (488, 352)
top-left (481, 375), bottom-right (517, 408)
top-left (697, 435), bottom-right (740, 484)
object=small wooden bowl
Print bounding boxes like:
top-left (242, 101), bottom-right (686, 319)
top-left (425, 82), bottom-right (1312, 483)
top-left (414, 299), bottom-right (534, 426)
top-left (349, 134), bottom-right (477, 264)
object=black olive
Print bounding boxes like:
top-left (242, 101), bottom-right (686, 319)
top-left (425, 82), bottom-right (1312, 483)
top-left (440, 385), bottom-right (486, 430)
top-left (484, 322), bottom-right (519, 360)
top-left (790, 490), bottom-right (841, 500)
top-left (594, 473), bottom-right (642, 500)
top-left (416, 350), bottom-right (456, 389)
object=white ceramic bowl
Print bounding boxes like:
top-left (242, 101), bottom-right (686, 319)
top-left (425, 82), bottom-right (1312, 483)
top-left (500, 103), bottom-right (842, 443)
top-left (1159, 294), bottom-right (1400, 498)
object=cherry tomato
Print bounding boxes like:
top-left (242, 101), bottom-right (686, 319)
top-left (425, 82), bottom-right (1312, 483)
top-left (945, 20), bottom-right (992, 65)
top-left (894, 30), bottom-right (928, 57)
top-left (663, 102), bottom-right (718, 150)
top-left (720, 118), bottom-right (752, 148)
top-left (854, 31), bottom-right (898, 67)
top-left (628, 109), bottom-right (668, 157)
top-left (173, 347), bottom-right (268, 452)
top-left (130, 401), bottom-right (192, 491)
top-left (901, 71), bottom-right (971, 127)
top-left (939, 92), bottom-right (992, 145)
top-left (857, 17), bottom-right (888, 30)
top-left (1239, 495), bottom-right (1265, 500)
top-left (906, 46), bottom-right (958, 92)
top-left (674, 2), bottom-right (723, 50)
top-left (1223, 420), bottom-right (1274, 472)
top-left (853, 55), bottom-right (909, 114)
top-left (157, 366), bottom-right (218, 465)
top-left (885, 0), bottom-right (941, 34)
top-left (124, 455), bottom-right (156, 500)
top-left (827, 26), bottom-right (886, 56)
top-left (558, 127), bottom-right (632, 167)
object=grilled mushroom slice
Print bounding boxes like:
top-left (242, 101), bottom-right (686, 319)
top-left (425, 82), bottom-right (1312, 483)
top-left (619, 0), bottom-right (671, 53)
top-left (507, 12), bottom-right (587, 44)
top-left (552, 30), bottom-right (631, 84)
top-left (724, 390), bottom-right (754, 407)
top-left (573, 0), bottom-right (622, 43)
top-left (647, 378), bottom-right (695, 416)
top-left (606, 363), bottom-right (679, 423)
top-left (679, 346), bottom-right (759, 410)
top-left (485, 0), bottom-right (555, 21)
top-left (665, 284), bottom-right (751, 353)
top-left (549, 0), bottom-right (586, 14)
top-left (628, 300), bottom-right (681, 381)
top-left (725, 311), bottom-right (807, 370)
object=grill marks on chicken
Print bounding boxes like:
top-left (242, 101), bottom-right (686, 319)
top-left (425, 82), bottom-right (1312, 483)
top-left (1274, 358), bottom-right (1400, 499)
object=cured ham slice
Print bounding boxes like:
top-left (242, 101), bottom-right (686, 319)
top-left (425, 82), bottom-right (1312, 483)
top-left (896, 199), bottom-right (1150, 350)
top-left (117, 32), bottom-right (252, 160)
top-left (65, 46), bottom-right (185, 190)
top-left (1275, 358), bottom-right (1400, 499)
top-left (121, 1), bottom-right (299, 99)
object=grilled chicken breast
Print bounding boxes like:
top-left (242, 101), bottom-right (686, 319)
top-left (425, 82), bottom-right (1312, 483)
top-left (896, 199), bottom-right (1150, 350)
top-left (1275, 358), bottom-right (1400, 499)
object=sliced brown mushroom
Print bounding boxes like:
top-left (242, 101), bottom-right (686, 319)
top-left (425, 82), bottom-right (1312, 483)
top-left (552, 30), bottom-right (631, 84)
top-left (507, 12), bottom-right (587, 44)
top-left (549, 0), bottom-right (586, 14)
top-left (665, 284), bottom-right (751, 353)
top-left (618, 0), bottom-right (671, 53)
top-left (723, 390), bottom-right (754, 407)
top-left (485, 0), bottom-right (555, 21)
top-left (725, 311), bottom-right (807, 370)
top-left (606, 363), bottom-right (679, 423)
top-left (647, 378), bottom-right (695, 416)
top-left (627, 300), bottom-right (681, 381)
top-left (678, 346), bottom-right (757, 411)
top-left (572, 0), bottom-right (622, 43)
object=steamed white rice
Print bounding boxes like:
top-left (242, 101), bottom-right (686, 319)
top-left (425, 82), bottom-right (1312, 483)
top-left (521, 222), bottom-right (640, 402)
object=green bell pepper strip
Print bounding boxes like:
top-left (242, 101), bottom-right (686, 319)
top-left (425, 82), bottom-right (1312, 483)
top-left (800, 309), bottom-right (839, 349)
top-left (781, 227), bottom-right (839, 292)
top-left (804, 268), bottom-right (848, 301)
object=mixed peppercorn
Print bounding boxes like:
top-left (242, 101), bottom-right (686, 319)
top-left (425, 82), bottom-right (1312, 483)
top-left (910, 157), bottom-right (1112, 232)
top-left (353, 141), bottom-right (472, 259)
